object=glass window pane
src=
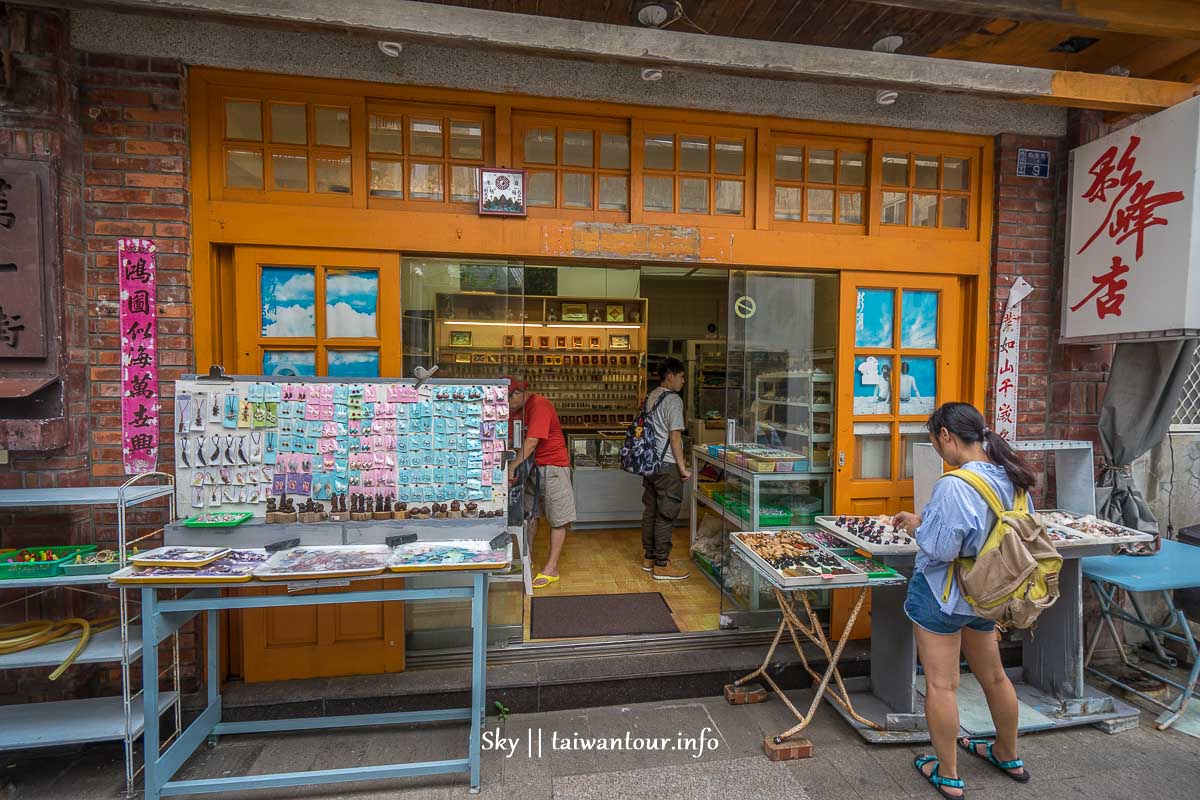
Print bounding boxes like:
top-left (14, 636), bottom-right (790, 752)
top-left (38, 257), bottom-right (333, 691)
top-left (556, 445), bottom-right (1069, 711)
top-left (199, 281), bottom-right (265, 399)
top-left (943, 195), bottom-right (969, 229)
top-left (838, 191), bottom-right (863, 224)
top-left (225, 100), bottom-right (261, 140)
top-left (806, 188), bottom-right (834, 223)
top-left (854, 422), bottom-right (892, 478)
top-left (563, 172), bottom-right (593, 209)
top-left (901, 423), bottom-right (928, 479)
top-left (270, 103), bottom-right (306, 145)
top-left (327, 349), bottom-right (380, 378)
top-left (715, 180), bottom-right (743, 215)
top-left (775, 146), bottom-right (803, 180)
top-left (644, 134), bottom-right (674, 170)
top-left (943, 157), bottom-right (970, 191)
top-left (680, 136), bottom-right (709, 172)
top-left (599, 132), bottom-right (630, 169)
top-left (774, 186), bottom-right (801, 220)
top-left (527, 171), bottom-right (555, 207)
top-left (261, 266), bottom-right (315, 337)
top-left (326, 270), bottom-right (378, 338)
top-left (410, 119), bottom-right (444, 157)
top-left (369, 114), bottom-right (403, 154)
top-left (369, 160), bottom-right (404, 198)
top-left (715, 139), bottom-right (744, 175)
top-left (263, 350), bottom-right (316, 377)
top-left (271, 152), bottom-right (308, 191)
top-left (314, 107), bottom-right (350, 148)
top-left (854, 359), bottom-right (893, 417)
top-left (315, 154), bottom-right (351, 193)
top-left (450, 120), bottom-right (482, 160)
top-left (451, 165), bottom-right (479, 203)
top-left (839, 151), bottom-right (866, 185)
top-left (901, 290), bottom-right (939, 350)
top-left (898, 357), bottom-right (937, 416)
top-left (855, 289), bottom-right (894, 348)
top-left (643, 175), bottom-right (673, 212)
top-left (225, 148), bottom-right (263, 189)
top-left (808, 149), bottom-right (836, 183)
top-left (562, 130), bottom-right (593, 168)
top-left (914, 155), bottom-right (939, 189)
top-left (882, 153), bottom-right (909, 186)
top-left (679, 177), bottom-right (708, 213)
top-left (911, 193), bottom-right (938, 227)
top-left (882, 191), bottom-right (907, 225)
top-left (523, 127), bottom-right (555, 164)
top-left (409, 163), bottom-right (443, 201)
top-left (598, 175), bottom-right (628, 211)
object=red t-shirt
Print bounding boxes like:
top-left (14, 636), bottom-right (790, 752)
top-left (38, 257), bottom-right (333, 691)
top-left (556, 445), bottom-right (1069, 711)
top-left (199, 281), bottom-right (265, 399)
top-left (522, 393), bottom-right (570, 467)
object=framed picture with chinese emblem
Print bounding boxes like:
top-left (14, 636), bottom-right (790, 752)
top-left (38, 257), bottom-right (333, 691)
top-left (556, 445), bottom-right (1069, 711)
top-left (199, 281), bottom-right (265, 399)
top-left (479, 168), bottom-right (527, 216)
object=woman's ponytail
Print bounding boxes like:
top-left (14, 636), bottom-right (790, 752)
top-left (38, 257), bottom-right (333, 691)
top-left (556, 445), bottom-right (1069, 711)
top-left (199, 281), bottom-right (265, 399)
top-left (926, 402), bottom-right (1036, 492)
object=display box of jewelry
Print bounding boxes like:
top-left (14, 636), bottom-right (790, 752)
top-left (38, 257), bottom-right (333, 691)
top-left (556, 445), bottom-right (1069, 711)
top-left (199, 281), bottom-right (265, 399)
top-left (113, 549), bottom-right (269, 584)
top-left (730, 531), bottom-right (868, 588)
top-left (388, 540), bottom-right (511, 572)
top-left (172, 375), bottom-right (511, 526)
top-left (1037, 510), bottom-right (1154, 547)
top-left (252, 545), bottom-right (393, 581)
top-left (815, 515), bottom-right (918, 555)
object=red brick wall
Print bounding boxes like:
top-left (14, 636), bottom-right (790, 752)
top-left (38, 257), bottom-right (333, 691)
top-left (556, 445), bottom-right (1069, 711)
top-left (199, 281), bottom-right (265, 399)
top-left (0, 4), bottom-right (195, 703)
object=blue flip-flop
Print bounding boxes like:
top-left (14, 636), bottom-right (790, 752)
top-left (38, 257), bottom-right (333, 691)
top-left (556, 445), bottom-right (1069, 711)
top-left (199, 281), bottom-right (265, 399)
top-left (958, 737), bottom-right (1030, 782)
top-left (914, 755), bottom-right (966, 799)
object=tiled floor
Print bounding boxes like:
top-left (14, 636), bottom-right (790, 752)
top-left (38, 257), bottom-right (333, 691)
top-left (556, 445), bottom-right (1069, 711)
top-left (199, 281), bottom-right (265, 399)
top-left (523, 521), bottom-right (723, 639)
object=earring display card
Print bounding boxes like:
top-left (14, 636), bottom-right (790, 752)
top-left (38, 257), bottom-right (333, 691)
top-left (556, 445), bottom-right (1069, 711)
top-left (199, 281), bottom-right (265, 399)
top-left (173, 378), bottom-right (510, 520)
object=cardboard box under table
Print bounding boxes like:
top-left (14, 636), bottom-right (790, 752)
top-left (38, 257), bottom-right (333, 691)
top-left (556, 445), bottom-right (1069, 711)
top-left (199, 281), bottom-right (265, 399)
top-left (809, 440), bottom-right (1153, 745)
top-left (723, 530), bottom-right (906, 759)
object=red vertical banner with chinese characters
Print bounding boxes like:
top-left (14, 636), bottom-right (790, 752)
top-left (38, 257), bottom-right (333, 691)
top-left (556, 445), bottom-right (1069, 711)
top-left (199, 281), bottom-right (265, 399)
top-left (119, 238), bottom-right (159, 474)
top-left (994, 277), bottom-right (1034, 441)
top-left (1064, 97), bottom-right (1199, 341)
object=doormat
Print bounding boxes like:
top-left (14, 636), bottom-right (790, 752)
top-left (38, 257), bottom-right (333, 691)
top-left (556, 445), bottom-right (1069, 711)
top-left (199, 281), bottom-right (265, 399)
top-left (530, 592), bottom-right (679, 639)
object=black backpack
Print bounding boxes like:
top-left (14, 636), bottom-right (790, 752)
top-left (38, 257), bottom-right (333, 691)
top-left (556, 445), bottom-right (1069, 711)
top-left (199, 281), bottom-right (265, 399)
top-left (619, 392), bottom-right (674, 476)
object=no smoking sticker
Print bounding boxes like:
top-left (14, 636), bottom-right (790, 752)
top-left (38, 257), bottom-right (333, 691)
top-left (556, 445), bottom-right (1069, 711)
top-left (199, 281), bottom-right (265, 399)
top-left (734, 296), bottom-right (756, 319)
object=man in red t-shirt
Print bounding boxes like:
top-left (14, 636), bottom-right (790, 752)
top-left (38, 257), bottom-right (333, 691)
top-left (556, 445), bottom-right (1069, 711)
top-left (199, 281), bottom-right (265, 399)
top-left (507, 378), bottom-right (575, 589)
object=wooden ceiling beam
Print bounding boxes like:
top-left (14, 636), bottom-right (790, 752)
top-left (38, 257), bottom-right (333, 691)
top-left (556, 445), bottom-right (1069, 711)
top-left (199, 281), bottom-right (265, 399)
top-left (43, 0), bottom-right (1200, 112)
top-left (854, 1), bottom-right (1200, 40)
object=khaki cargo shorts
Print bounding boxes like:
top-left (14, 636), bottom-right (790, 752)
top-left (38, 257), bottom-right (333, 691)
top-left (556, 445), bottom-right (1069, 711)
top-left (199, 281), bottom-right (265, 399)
top-left (525, 464), bottom-right (577, 529)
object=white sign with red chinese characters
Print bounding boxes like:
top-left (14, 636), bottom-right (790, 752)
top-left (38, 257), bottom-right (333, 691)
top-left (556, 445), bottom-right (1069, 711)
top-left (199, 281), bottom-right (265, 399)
top-left (994, 277), bottom-right (1034, 440)
top-left (1063, 96), bottom-right (1200, 342)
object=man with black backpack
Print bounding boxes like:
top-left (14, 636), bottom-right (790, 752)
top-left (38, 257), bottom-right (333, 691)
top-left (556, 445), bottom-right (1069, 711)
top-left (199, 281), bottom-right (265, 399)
top-left (639, 358), bottom-right (691, 581)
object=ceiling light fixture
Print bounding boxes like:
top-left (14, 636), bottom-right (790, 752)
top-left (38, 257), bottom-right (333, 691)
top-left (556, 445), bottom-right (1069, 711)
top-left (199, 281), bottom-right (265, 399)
top-left (875, 89), bottom-right (900, 106)
top-left (641, 67), bottom-right (665, 82)
top-left (378, 41), bottom-right (404, 57)
top-left (634, 0), bottom-right (674, 28)
top-left (871, 35), bottom-right (903, 106)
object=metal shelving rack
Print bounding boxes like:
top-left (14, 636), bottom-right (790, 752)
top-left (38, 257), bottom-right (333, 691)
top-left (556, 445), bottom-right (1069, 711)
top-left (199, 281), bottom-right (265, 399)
top-left (0, 472), bottom-right (180, 796)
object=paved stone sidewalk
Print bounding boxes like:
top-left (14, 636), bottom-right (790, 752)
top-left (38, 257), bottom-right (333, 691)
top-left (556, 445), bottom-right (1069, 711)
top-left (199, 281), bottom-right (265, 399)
top-left (5, 688), bottom-right (1200, 799)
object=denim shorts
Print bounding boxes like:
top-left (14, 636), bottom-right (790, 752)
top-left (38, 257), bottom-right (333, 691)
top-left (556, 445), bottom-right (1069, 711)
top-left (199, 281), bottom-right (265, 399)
top-left (904, 571), bottom-right (995, 636)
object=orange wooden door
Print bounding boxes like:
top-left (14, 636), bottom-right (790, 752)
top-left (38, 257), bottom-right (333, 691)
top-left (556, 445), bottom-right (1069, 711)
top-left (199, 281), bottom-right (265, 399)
top-left (232, 245), bottom-right (405, 681)
top-left (834, 272), bottom-right (963, 515)
top-left (240, 578), bottom-right (406, 682)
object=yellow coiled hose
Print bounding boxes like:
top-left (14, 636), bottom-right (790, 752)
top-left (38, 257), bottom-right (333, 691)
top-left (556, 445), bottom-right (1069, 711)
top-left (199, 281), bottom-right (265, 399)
top-left (0, 616), bottom-right (118, 680)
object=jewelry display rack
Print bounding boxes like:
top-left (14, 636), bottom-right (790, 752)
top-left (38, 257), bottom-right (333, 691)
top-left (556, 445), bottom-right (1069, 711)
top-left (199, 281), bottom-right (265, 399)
top-left (0, 473), bottom-right (179, 797)
top-left (821, 440), bottom-right (1148, 743)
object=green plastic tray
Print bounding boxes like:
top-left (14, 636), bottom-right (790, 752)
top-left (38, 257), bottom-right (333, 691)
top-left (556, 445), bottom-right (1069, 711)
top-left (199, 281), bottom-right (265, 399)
top-left (182, 512), bottom-right (254, 528)
top-left (0, 545), bottom-right (98, 579)
top-left (59, 560), bottom-right (121, 576)
top-left (845, 555), bottom-right (900, 580)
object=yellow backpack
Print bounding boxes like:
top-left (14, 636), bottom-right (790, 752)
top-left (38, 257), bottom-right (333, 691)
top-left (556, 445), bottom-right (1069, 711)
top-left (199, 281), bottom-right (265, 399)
top-left (941, 469), bottom-right (1062, 630)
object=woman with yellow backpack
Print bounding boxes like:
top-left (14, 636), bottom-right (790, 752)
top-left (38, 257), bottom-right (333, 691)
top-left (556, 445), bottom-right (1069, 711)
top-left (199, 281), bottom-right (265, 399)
top-left (891, 402), bottom-right (1041, 800)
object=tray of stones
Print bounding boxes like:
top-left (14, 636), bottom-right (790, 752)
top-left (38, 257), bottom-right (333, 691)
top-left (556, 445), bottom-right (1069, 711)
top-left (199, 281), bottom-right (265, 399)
top-left (252, 545), bottom-right (392, 581)
top-left (388, 540), bottom-right (512, 572)
top-left (731, 530), bottom-right (867, 588)
top-left (802, 529), bottom-right (856, 554)
top-left (1038, 510), bottom-right (1154, 547)
top-left (129, 546), bottom-right (233, 569)
top-left (113, 549), bottom-right (269, 584)
top-left (815, 515), bottom-right (917, 555)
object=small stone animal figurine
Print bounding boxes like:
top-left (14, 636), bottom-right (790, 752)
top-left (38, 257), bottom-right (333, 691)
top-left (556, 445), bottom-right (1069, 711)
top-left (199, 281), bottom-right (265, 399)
top-left (266, 497), bottom-right (277, 513)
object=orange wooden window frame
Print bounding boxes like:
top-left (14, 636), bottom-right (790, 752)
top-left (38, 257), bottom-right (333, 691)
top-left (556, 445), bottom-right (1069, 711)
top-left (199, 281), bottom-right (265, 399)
top-left (640, 121), bottom-right (755, 229)
top-left (875, 140), bottom-right (980, 240)
top-left (512, 112), bottom-right (631, 222)
top-left (769, 133), bottom-right (871, 234)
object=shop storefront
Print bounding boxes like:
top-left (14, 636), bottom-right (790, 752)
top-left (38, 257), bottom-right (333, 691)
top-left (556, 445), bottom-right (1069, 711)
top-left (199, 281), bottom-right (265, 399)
top-left (185, 67), bottom-right (994, 679)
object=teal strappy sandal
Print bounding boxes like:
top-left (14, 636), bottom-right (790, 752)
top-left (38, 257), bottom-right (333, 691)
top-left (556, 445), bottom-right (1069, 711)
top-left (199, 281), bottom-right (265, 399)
top-left (914, 755), bottom-right (966, 799)
top-left (957, 737), bottom-right (1031, 782)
